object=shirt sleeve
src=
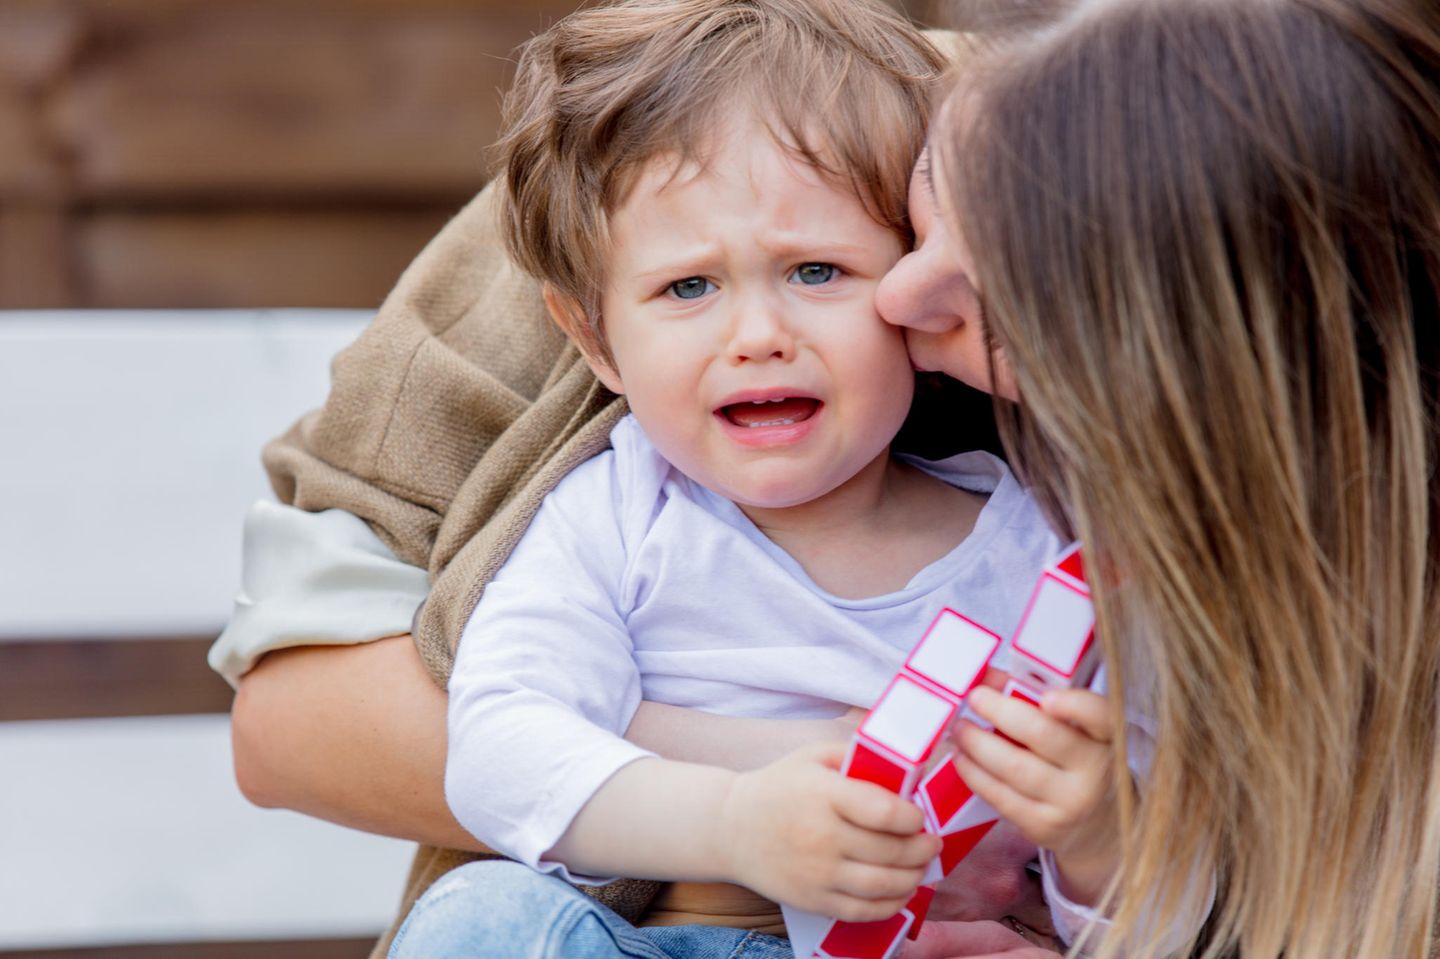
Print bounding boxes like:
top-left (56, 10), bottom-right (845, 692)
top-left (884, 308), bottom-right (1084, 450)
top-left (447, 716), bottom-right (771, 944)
top-left (1040, 847), bottom-right (1216, 956)
top-left (444, 451), bottom-right (655, 884)
top-left (207, 500), bottom-right (430, 687)
top-left (1039, 671), bottom-right (1216, 953)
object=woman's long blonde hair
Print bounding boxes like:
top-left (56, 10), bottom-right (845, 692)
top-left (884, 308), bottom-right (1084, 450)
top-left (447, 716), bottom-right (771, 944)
top-left (939, 1), bottom-right (1440, 955)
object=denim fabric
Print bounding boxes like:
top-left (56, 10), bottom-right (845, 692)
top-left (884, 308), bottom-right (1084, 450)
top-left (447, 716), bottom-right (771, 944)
top-left (389, 860), bottom-right (795, 959)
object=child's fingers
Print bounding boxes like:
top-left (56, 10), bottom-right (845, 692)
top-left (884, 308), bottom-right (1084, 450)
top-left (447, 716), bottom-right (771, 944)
top-left (954, 721), bottom-right (1059, 803)
top-left (825, 888), bottom-right (916, 925)
top-left (949, 746), bottom-right (1044, 830)
top-left (1040, 689), bottom-right (1114, 743)
top-left (966, 687), bottom-right (1087, 767)
top-left (833, 779), bottom-right (928, 835)
top-left (837, 823), bottom-right (941, 869)
top-left (830, 859), bottom-right (928, 905)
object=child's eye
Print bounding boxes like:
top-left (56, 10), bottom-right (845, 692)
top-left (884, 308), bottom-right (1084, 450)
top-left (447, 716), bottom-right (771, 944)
top-left (668, 277), bottom-right (715, 300)
top-left (791, 263), bottom-right (838, 286)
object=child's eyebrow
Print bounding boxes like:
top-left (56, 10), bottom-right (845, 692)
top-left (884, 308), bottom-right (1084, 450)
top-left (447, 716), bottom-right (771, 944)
top-left (631, 246), bottom-right (722, 286)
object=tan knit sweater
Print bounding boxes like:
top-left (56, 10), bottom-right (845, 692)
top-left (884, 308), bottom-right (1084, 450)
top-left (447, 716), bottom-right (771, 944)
top-left (263, 183), bottom-right (786, 956)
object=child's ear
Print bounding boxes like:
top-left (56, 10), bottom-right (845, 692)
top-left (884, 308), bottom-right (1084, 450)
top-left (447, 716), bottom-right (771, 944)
top-left (542, 284), bottom-right (624, 395)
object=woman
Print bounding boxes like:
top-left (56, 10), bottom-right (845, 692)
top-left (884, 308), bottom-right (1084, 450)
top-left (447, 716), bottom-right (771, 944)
top-left (880, 1), bottom-right (1440, 955)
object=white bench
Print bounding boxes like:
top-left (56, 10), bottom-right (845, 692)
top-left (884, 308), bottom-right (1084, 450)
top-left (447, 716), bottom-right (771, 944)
top-left (0, 310), bottom-right (414, 953)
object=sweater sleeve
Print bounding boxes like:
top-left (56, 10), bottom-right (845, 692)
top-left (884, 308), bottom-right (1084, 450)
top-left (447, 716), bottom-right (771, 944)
top-left (444, 450), bottom-right (654, 882)
top-left (250, 179), bottom-right (629, 686)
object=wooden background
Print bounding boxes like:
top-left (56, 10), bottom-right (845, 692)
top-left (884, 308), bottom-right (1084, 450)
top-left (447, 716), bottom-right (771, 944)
top-left (0, 0), bottom-right (933, 312)
top-left (0, 5), bottom-right (936, 955)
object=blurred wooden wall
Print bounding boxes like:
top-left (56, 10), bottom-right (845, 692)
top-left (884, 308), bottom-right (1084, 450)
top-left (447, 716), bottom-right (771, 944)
top-left (0, 0), bottom-right (930, 311)
top-left (0, 0), bottom-right (581, 309)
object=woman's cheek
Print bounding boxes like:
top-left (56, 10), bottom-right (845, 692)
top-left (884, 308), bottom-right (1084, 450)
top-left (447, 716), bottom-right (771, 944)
top-left (904, 327), bottom-right (996, 395)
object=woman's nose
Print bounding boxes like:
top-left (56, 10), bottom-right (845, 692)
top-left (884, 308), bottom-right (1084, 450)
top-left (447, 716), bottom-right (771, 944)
top-left (876, 250), bottom-right (969, 335)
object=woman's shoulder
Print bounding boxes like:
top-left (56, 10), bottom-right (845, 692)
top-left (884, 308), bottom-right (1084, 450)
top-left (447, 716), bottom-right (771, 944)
top-left (537, 414), bottom-right (682, 534)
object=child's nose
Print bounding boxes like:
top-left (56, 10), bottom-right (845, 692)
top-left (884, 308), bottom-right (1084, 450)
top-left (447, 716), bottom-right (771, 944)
top-left (725, 295), bottom-right (794, 364)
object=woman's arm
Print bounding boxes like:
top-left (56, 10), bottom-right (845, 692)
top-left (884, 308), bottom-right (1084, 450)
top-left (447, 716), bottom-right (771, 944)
top-left (231, 634), bottom-right (487, 852)
top-left (232, 632), bottom-right (1054, 932)
top-left (229, 633), bottom-right (855, 849)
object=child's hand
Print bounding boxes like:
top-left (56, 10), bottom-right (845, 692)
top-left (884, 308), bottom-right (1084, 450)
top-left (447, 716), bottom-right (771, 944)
top-left (951, 686), bottom-right (1125, 906)
top-left (718, 740), bottom-right (940, 921)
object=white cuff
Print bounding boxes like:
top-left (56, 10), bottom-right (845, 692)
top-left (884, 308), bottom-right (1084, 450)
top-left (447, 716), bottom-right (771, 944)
top-left (1040, 847), bottom-right (1112, 951)
top-left (1040, 848), bottom-right (1215, 956)
top-left (208, 500), bottom-right (430, 686)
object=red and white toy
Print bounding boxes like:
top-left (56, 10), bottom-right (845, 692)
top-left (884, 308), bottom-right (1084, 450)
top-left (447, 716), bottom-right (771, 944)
top-left (782, 544), bottom-right (1098, 959)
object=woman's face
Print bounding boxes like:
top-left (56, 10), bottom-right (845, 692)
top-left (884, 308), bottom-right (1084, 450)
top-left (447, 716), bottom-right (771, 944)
top-left (875, 149), bottom-right (1016, 400)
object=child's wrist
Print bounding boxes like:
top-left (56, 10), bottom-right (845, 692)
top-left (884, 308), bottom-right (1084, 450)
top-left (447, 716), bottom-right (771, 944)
top-left (711, 767), bottom-right (751, 883)
top-left (1051, 846), bottom-right (1121, 909)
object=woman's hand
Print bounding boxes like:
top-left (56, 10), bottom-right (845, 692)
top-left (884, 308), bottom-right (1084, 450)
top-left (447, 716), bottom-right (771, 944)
top-left (907, 919), bottom-right (1063, 958)
top-left (718, 741), bottom-right (940, 921)
top-left (928, 822), bottom-right (1051, 934)
top-left (951, 686), bottom-right (1124, 906)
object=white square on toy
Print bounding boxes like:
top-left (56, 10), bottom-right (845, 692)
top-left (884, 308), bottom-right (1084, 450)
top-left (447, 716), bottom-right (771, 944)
top-left (860, 676), bottom-right (956, 764)
top-left (1013, 575), bottom-right (1094, 675)
top-left (906, 610), bottom-right (1000, 697)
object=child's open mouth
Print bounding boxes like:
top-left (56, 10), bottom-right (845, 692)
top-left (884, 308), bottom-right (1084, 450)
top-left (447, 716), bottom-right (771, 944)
top-left (718, 397), bottom-right (822, 428)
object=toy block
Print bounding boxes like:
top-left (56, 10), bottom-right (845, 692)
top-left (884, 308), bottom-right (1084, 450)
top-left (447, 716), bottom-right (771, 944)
top-left (956, 701), bottom-right (993, 733)
top-left (1010, 572), bottom-right (1098, 691)
top-left (842, 739), bottom-right (920, 798)
top-left (917, 752), bottom-right (975, 828)
top-left (921, 852), bottom-right (945, 887)
top-left (904, 609), bottom-right (1002, 700)
top-left (1053, 543), bottom-right (1086, 588)
top-left (938, 820), bottom-right (997, 875)
top-left (905, 885), bottom-right (936, 939)
top-left (917, 815), bottom-right (1001, 885)
top-left (789, 556), bottom-right (1100, 957)
top-left (991, 679), bottom-right (1046, 747)
top-left (927, 846), bottom-right (950, 887)
top-left (858, 675), bottom-right (958, 766)
top-left (1003, 678), bottom-right (1044, 709)
top-left (817, 910), bottom-right (913, 959)
top-left (782, 905), bottom-right (833, 959)
top-left (787, 881), bottom-right (932, 956)
top-left (933, 784), bottom-right (997, 837)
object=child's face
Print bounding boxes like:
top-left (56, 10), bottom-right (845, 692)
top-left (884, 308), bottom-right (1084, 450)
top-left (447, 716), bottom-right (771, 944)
top-left (588, 117), bottom-right (914, 510)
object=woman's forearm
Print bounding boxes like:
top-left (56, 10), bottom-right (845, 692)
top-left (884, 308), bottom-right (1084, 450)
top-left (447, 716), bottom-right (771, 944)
top-left (230, 635), bottom-right (856, 849)
top-left (230, 635), bottom-right (486, 852)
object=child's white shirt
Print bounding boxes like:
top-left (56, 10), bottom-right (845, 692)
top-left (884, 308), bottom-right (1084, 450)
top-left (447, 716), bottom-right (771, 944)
top-left (446, 414), bottom-right (1204, 949)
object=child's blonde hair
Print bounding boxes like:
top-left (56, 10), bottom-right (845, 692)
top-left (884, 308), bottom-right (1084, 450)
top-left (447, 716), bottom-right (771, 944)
top-left (494, 0), bottom-right (947, 365)
top-left (940, 1), bottom-right (1440, 956)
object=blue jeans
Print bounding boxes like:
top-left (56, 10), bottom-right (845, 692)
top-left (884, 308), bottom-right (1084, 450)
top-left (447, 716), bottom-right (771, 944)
top-left (389, 860), bottom-right (795, 959)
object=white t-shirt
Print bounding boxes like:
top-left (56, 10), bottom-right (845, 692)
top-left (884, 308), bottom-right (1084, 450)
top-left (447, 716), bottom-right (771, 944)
top-left (211, 419), bottom-right (1208, 949)
top-left (445, 416), bottom-right (1215, 950)
top-left (446, 414), bottom-right (1059, 873)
